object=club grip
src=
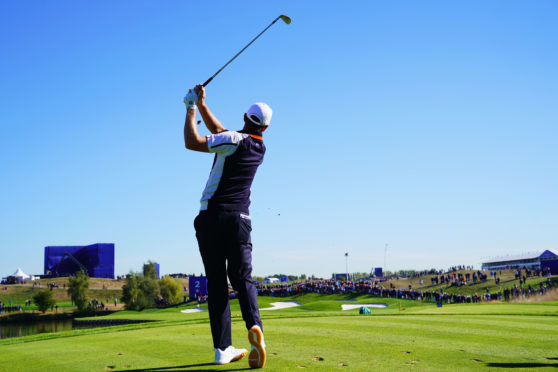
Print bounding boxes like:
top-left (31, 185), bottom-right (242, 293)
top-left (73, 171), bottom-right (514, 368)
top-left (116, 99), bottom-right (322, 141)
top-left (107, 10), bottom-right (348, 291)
top-left (202, 77), bottom-right (213, 87)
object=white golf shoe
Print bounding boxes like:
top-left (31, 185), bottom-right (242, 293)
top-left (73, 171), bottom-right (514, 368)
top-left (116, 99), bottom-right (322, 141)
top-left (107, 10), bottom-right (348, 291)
top-left (248, 325), bottom-right (266, 369)
top-left (213, 345), bottom-right (247, 365)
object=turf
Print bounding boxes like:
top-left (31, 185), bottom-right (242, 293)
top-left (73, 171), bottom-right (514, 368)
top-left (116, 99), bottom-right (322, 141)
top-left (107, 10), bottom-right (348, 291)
top-left (1, 294), bottom-right (558, 371)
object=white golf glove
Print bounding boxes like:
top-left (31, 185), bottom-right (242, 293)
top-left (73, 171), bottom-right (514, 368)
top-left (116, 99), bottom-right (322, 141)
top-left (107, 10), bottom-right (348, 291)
top-left (184, 89), bottom-right (198, 109)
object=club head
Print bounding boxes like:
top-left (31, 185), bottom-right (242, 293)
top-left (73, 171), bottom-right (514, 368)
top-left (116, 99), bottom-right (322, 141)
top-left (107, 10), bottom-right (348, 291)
top-left (279, 15), bottom-right (291, 24)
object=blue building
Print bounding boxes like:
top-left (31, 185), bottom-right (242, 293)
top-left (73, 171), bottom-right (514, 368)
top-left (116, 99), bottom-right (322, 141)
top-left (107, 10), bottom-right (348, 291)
top-left (44, 243), bottom-right (115, 278)
top-left (481, 250), bottom-right (558, 273)
top-left (153, 262), bottom-right (160, 279)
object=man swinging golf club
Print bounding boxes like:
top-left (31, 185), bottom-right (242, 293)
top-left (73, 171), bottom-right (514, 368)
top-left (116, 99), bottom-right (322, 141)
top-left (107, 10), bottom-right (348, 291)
top-left (184, 84), bottom-right (268, 368)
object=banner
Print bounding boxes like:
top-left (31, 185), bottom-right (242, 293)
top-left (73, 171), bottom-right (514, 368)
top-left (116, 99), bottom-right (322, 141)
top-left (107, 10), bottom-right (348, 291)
top-left (188, 276), bottom-right (208, 299)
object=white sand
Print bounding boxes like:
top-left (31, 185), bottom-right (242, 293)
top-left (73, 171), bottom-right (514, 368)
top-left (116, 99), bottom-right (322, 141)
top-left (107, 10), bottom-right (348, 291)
top-left (181, 301), bottom-right (301, 313)
top-left (341, 303), bottom-right (388, 311)
top-left (261, 301), bottom-right (301, 311)
top-left (181, 308), bottom-right (207, 313)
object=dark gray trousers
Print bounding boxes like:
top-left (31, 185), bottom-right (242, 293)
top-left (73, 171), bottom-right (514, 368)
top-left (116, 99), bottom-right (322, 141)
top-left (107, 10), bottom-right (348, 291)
top-left (194, 210), bottom-right (262, 349)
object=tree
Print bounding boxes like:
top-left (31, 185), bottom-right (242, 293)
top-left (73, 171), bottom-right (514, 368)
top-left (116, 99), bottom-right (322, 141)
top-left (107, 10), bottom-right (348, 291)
top-left (122, 271), bottom-right (159, 311)
top-left (252, 276), bottom-right (264, 283)
top-left (68, 270), bottom-right (89, 311)
top-left (139, 274), bottom-right (159, 301)
top-left (143, 261), bottom-right (158, 280)
top-left (159, 275), bottom-right (183, 305)
top-left (122, 273), bottom-right (141, 310)
top-left (33, 290), bottom-right (56, 313)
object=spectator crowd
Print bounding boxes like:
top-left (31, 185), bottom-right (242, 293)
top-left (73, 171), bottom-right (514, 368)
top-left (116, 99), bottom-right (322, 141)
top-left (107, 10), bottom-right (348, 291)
top-left (253, 268), bottom-right (556, 305)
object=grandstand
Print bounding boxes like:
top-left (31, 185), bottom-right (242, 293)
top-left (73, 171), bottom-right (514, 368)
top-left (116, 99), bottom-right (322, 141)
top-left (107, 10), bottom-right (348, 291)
top-left (44, 243), bottom-right (114, 278)
top-left (481, 250), bottom-right (558, 273)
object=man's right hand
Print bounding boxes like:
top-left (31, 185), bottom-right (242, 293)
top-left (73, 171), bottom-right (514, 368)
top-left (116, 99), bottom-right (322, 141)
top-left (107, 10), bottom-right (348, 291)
top-left (193, 84), bottom-right (226, 134)
top-left (194, 84), bottom-right (206, 106)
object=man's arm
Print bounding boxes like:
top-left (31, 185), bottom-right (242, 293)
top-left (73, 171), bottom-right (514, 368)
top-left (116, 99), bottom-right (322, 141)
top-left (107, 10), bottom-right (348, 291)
top-left (194, 84), bottom-right (226, 134)
top-left (184, 89), bottom-right (209, 152)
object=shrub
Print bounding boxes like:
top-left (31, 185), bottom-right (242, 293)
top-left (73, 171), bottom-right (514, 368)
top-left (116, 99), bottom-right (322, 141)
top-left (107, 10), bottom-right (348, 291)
top-left (33, 290), bottom-right (56, 313)
top-left (159, 275), bottom-right (183, 305)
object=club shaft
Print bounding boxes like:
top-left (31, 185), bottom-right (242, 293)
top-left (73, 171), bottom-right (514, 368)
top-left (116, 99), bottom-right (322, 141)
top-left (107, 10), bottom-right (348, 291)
top-left (202, 16), bottom-right (282, 87)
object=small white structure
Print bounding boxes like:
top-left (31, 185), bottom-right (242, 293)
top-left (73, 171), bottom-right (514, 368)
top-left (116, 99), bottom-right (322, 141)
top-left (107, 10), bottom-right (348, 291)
top-left (264, 277), bottom-right (279, 284)
top-left (3, 268), bottom-right (37, 283)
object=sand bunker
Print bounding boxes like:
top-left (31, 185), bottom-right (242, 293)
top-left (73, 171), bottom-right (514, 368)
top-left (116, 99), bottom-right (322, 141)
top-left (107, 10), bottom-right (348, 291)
top-left (181, 308), bottom-right (207, 314)
top-left (341, 303), bottom-right (388, 311)
top-left (261, 301), bottom-right (301, 310)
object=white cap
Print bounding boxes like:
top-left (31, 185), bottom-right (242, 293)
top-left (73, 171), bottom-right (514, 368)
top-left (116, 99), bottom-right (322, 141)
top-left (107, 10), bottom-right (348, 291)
top-left (246, 102), bottom-right (272, 127)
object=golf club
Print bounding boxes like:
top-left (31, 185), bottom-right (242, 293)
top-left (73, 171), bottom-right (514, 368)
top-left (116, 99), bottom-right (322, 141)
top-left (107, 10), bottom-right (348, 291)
top-left (202, 14), bottom-right (291, 87)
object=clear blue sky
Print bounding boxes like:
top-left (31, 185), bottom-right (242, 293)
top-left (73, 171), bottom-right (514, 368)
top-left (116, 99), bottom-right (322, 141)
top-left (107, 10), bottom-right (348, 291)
top-left (1, 1), bottom-right (557, 278)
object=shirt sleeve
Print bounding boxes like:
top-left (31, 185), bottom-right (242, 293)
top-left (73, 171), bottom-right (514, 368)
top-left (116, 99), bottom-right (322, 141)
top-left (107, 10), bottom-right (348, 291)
top-left (207, 131), bottom-right (244, 156)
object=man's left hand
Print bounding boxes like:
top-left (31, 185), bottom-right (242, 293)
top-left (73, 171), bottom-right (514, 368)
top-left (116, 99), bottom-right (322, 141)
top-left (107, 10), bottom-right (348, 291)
top-left (184, 89), bottom-right (198, 109)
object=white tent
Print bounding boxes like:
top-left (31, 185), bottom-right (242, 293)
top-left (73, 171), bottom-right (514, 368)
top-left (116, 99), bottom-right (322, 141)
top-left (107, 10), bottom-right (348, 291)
top-left (9, 268), bottom-right (35, 281)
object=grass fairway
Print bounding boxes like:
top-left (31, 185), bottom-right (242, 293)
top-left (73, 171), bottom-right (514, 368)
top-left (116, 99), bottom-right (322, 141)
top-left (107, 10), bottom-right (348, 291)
top-left (1, 295), bottom-right (557, 371)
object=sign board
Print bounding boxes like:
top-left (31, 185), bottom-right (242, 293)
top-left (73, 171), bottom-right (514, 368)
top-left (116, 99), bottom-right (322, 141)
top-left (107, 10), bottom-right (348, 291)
top-left (541, 259), bottom-right (558, 275)
top-left (334, 273), bottom-right (348, 282)
top-left (189, 276), bottom-right (208, 299)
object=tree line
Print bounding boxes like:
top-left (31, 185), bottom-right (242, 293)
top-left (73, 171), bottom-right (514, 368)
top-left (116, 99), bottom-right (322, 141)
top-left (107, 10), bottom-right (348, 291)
top-left (32, 262), bottom-right (184, 313)
top-left (121, 261), bottom-right (183, 310)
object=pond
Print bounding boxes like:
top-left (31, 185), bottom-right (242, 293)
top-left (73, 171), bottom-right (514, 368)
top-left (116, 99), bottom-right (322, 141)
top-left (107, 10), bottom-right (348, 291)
top-left (0, 319), bottom-right (113, 339)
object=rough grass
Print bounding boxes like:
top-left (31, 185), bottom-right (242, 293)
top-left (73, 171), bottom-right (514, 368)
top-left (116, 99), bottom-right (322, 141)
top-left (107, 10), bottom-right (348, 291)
top-left (0, 285), bottom-right (122, 311)
top-left (385, 271), bottom-right (557, 297)
top-left (511, 288), bottom-right (558, 302)
top-left (34, 277), bottom-right (127, 290)
top-left (1, 294), bottom-right (558, 371)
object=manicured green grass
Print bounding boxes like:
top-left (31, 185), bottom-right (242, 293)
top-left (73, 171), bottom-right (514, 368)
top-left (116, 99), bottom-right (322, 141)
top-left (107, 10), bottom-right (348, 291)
top-left (1, 294), bottom-right (558, 371)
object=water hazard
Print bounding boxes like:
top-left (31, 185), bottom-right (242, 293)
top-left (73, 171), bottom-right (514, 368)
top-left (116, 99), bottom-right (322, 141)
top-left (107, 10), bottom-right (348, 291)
top-left (0, 319), bottom-right (117, 339)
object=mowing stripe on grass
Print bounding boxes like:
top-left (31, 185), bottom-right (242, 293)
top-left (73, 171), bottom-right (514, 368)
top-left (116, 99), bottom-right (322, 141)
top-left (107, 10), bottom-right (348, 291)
top-left (1, 297), bottom-right (557, 371)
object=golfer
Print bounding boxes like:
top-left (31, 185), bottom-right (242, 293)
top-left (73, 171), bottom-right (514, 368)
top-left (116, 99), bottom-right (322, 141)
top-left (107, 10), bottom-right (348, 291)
top-left (184, 84), bottom-right (268, 368)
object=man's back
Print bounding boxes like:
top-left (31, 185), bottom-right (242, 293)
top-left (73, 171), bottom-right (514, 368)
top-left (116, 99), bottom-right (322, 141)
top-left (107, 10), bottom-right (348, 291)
top-left (201, 131), bottom-right (265, 213)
